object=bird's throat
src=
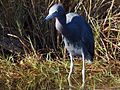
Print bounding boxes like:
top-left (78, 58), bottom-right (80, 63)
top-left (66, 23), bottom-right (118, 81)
top-left (55, 15), bottom-right (67, 34)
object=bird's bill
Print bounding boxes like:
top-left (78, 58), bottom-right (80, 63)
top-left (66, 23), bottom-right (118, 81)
top-left (45, 12), bottom-right (58, 20)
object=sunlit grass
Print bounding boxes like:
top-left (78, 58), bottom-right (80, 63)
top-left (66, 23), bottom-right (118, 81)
top-left (0, 54), bottom-right (120, 90)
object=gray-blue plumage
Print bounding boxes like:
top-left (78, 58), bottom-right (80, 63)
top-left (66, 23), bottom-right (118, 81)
top-left (64, 13), bottom-right (94, 61)
top-left (45, 3), bottom-right (94, 88)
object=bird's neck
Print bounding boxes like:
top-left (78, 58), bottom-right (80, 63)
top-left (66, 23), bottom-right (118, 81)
top-left (55, 14), bottom-right (67, 34)
top-left (57, 15), bottom-right (66, 25)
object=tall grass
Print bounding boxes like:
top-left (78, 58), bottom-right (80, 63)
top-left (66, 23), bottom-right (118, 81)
top-left (0, 0), bottom-right (120, 89)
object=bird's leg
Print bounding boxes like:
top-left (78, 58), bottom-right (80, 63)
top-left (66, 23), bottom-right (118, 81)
top-left (81, 50), bottom-right (85, 89)
top-left (68, 53), bottom-right (74, 87)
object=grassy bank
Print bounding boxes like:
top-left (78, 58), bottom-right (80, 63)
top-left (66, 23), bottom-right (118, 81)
top-left (0, 55), bottom-right (120, 90)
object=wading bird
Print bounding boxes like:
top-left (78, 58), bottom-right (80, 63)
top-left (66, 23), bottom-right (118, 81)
top-left (45, 4), bottom-right (94, 89)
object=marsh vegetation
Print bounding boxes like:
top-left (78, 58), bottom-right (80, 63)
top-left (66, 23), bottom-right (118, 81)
top-left (0, 0), bottom-right (120, 89)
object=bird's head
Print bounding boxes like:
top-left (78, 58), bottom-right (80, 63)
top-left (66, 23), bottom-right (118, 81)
top-left (45, 4), bottom-right (65, 20)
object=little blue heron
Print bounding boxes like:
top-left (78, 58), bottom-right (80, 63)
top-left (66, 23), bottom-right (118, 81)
top-left (45, 4), bottom-right (94, 88)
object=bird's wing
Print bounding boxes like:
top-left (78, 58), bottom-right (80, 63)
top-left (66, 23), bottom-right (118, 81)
top-left (66, 13), bottom-right (83, 41)
top-left (81, 20), bottom-right (94, 59)
top-left (66, 13), bottom-right (94, 59)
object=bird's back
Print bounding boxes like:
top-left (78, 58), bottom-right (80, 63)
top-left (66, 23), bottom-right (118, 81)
top-left (63, 13), bottom-right (94, 62)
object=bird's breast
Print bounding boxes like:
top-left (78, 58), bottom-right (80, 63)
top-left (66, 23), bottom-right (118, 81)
top-left (63, 37), bottom-right (82, 56)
